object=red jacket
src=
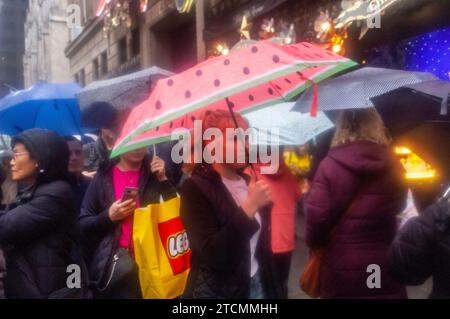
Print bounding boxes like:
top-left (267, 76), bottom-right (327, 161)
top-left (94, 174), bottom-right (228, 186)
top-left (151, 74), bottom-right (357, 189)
top-left (254, 163), bottom-right (301, 253)
top-left (305, 141), bottom-right (408, 298)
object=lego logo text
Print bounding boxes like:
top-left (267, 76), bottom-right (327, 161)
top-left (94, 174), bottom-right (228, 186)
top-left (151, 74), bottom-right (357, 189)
top-left (168, 232), bottom-right (190, 258)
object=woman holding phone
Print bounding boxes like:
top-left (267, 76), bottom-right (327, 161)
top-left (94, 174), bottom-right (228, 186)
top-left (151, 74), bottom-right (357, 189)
top-left (80, 148), bottom-right (177, 299)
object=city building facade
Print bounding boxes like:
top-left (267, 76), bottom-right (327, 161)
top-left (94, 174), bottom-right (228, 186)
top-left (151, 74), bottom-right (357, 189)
top-left (23, 0), bottom-right (72, 87)
top-left (0, 0), bottom-right (28, 98)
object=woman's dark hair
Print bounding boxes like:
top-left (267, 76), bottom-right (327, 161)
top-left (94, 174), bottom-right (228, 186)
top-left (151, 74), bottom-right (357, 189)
top-left (82, 101), bottom-right (119, 130)
top-left (11, 129), bottom-right (70, 185)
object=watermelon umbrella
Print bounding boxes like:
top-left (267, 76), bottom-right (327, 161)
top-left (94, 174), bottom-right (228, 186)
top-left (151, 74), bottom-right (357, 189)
top-left (111, 41), bottom-right (357, 157)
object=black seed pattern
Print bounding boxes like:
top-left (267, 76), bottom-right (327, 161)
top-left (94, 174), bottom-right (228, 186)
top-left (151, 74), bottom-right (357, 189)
top-left (214, 79), bottom-right (221, 87)
top-left (248, 95), bottom-right (255, 101)
top-left (167, 79), bottom-right (174, 86)
top-left (185, 91), bottom-right (191, 98)
top-left (243, 67), bottom-right (250, 75)
top-left (296, 71), bottom-right (305, 79)
top-left (268, 88), bottom-right (274, 95)
top-left (156, 101), bottom-right (162, 109)
top-left (285, 78), bottom-right (292, 84)
top-left (196, 70), bottom-right (202, 76)
top-left (273, 55), bottom-right (280, 63)
top-left (224, 59), bottom-right (230, 66)
top-left (251, 46), bottom-right (258, 53)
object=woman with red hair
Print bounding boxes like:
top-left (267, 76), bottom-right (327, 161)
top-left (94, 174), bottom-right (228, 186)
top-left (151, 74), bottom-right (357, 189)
top-left (180, 110), bottom-right (283, 299)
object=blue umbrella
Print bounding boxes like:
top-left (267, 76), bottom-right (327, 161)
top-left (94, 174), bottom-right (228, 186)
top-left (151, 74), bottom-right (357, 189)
top-left (243, 102), bottom-right (334, 146)
top-left (0, 83), bottom-right (83, 136)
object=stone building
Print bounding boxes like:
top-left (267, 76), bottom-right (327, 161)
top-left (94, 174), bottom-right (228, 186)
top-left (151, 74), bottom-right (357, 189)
top-left (0, 0), bottom-right (28, 98)
top-left (23, 0), bottom-right (72, 88)
top-left (65, 0), bottom-right (144, 87)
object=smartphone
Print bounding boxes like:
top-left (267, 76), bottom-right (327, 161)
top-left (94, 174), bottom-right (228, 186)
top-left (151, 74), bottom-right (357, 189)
top-left (121, 187), bottom-right (139, 202)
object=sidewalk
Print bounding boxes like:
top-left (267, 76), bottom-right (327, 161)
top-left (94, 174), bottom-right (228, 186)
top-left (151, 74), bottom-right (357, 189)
top-left (287, 214), bottom-right (432, 299)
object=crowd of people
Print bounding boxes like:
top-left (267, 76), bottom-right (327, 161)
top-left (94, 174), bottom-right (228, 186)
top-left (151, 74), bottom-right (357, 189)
top-left (0, 104), bottom-right (449, 299)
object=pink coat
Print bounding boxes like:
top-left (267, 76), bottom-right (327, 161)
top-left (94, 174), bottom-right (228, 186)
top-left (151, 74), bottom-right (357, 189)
top-left (253, 164), bottom-right (301, 254)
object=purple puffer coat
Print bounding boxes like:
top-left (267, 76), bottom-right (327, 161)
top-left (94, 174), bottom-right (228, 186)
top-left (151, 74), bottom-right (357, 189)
top-left (305, 141), bottom-right (408, 299)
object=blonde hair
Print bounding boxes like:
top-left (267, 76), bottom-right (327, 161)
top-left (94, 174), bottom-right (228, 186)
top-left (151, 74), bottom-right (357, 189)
top-left (331, 108), bottom-right (391, 147)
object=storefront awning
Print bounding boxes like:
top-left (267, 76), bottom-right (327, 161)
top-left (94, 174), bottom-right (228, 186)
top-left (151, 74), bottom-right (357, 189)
top-left (204, 0), bottom-right (288, 41)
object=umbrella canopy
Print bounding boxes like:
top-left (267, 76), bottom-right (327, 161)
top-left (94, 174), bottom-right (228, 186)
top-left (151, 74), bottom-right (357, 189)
top-left (243, 102), bottom-right (334, 146)
top-left (77, 66), bottom-right (173, 113)
top-left (0, 83), bottom-right (83, 136)
top-left (371, 80), bottom-right (450, 135)
top-left (404, 80), bottom-right (450, 116)
top-left (293, 67), bottom-right (437, 112)
top-left (112, 40), bottom-right (357, 157)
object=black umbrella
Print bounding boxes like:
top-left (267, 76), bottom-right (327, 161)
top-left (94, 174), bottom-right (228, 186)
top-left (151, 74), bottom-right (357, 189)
top-left (371, 80), bottom-right (450, 135)
top-left (77, 66), bottom-right (173, 111)
top-left (77, 66), bottom-right (173, 129)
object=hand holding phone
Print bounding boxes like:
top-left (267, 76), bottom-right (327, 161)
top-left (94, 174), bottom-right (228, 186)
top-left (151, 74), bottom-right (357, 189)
top-left (121, 187), bottom-right (139, 202)
top-left (108, 187), bottom-right (139, 222)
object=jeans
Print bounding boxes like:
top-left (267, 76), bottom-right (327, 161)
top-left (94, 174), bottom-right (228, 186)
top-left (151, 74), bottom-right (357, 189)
top-left (249, 271), bottom-right (265, 299)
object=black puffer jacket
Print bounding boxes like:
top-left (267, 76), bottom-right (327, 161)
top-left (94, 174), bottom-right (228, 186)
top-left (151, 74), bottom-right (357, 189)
top-left (79, 156), bottom-right (178, 287)
top-left (180, 165), bottom-right (283, 299)
top-left (0, 129), bottom-right (79, 299)
top-left (388, 197), bottom-right (450, 298)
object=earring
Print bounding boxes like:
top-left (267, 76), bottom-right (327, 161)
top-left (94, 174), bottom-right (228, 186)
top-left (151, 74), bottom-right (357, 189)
top-left (39, 169), bottom-right (45, 174)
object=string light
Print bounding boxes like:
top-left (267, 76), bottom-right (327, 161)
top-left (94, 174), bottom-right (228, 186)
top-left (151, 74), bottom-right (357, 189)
top-left (332, 44), bottom-right (342, 53)
top-left (330, 34), bottom-right (345, 54)
top-left (102, 0), bottom-right (133, 37)
top-left (211, 43), bottom-right (229, 57)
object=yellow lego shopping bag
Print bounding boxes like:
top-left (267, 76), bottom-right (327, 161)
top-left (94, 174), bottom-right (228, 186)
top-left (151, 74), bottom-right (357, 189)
top-left (133, 197), bottom-right (190, 299)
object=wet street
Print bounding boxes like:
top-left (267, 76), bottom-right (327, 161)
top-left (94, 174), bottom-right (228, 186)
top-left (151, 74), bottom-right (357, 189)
top-left (288, 214), bottom-right (433, 299)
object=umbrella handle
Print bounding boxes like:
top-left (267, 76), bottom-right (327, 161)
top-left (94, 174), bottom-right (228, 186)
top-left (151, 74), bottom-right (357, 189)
top-left (225, 97), bottom-right (259, 181)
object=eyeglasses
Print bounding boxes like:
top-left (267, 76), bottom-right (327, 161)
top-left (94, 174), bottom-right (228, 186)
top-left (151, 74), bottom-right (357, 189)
top-left (12, 151), bottom-right (29, 160)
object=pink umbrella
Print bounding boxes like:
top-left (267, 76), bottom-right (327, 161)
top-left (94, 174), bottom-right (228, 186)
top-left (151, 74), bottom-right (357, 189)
top-left (112, 41), bottom-right (356, 157)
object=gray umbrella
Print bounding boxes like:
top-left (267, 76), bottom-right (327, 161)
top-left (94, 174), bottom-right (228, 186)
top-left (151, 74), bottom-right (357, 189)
top-left (292, 67), bottom-right (437, 112)
top-left (77, 66), bottom-right (173, 112)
